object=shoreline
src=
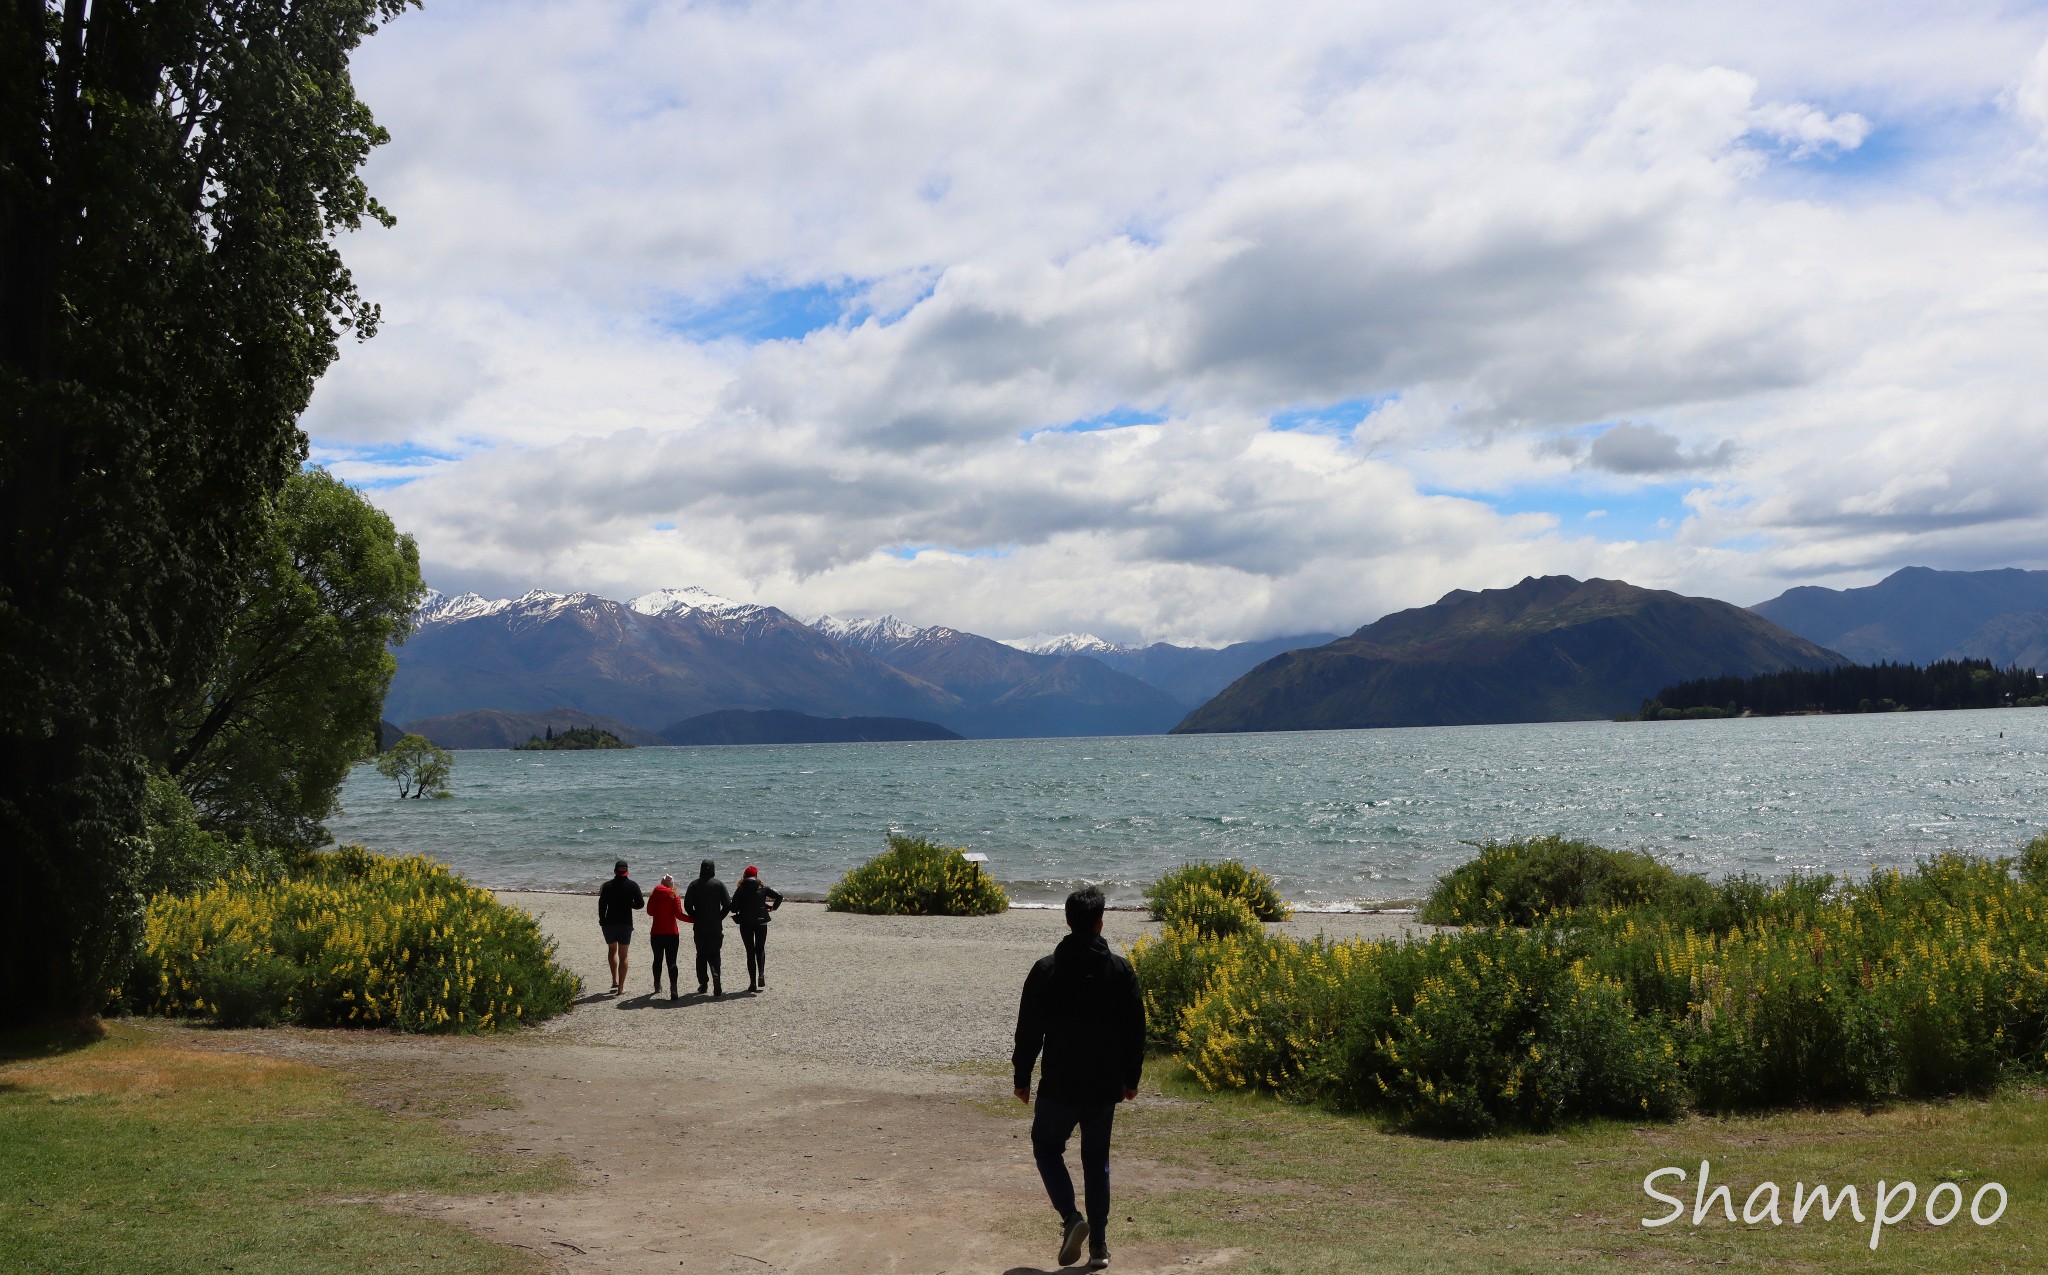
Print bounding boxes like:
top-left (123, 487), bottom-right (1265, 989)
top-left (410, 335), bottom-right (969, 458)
top-left (492, 885), bottom-right (1420, 914)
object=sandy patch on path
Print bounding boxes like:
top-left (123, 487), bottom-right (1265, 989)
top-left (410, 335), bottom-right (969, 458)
top-left (244, 900), bottom-right (1434, 1272)
top-left (512, 893), bottom-right (1433, 1070)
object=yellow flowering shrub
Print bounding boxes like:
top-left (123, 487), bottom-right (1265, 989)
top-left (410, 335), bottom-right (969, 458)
top-left (825, 834), bottom-right (1008, 915)
top-left (1139, 837), bottom-right (2048, 1133)
top-left (1143, 860), bottom-right (1289, 922)
top-left (133, 845), bottom-right (579, 1032)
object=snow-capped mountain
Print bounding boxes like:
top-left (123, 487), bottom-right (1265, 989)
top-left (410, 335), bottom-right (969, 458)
top-left (809, 614), bottom-right (931, 650)
top-left (629, 586), bottom-right (766, 621)
top-left (414, 588), bottom-right (513, 627)
top-left (806, 614), bottom-right (1186, 735)
top-left (1005, 631), bottom-right (1129, 657)
top-left (391, 586), bottom-right (1338, 737)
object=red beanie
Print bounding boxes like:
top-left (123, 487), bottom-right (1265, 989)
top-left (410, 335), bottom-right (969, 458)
top-left (743, 865), bottom-right (759, 877)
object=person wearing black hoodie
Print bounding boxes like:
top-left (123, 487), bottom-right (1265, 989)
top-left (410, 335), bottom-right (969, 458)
top-left (1012, 885), bottom-right (1144, 1271)
top-left (682, 858), bottom-right (732, 997)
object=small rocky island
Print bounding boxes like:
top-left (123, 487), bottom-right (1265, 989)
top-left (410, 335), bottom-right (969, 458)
top-left (514, 725), bottom-right (631, 750)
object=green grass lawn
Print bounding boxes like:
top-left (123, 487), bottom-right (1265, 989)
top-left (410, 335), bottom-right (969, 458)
top-left (0, 1022), bottom-right (565, 1275)
top-left (1107, 1058), bottom-right (2047, 1274)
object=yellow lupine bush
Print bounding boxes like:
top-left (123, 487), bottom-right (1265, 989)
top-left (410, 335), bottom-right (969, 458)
top-left (134, 845), bottom-right (579, 1032)
top-left (1135, 835), bottom-right (2048, 1134)
top-left (825, 834), bottom-right (1008, 915)
top-left (1143, 860), bottom-right (1289, 923)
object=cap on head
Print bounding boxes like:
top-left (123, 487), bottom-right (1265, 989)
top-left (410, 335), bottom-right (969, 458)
top-left (660, 873), bottom-right (675, 887)
top-left (743, 865), bottom-right (759, 878)
top-left (1065, 885), bottom-right (1106, 931)
top-left (614, 859), bottom-right (629, 875)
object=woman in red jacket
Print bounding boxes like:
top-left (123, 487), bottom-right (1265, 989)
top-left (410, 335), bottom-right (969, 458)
top-left (646, 873), bottom-right (687, 999)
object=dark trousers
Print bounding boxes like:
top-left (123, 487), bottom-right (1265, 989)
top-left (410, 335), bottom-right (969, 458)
top-left (693, 927), bottom-right (723, 988)
top-left (738, 922), bottom-right (767, 984)
top-left (1031, 1096), bottom-right (1114, 1243)
top-left (649, 933), bottom-right (680, 989)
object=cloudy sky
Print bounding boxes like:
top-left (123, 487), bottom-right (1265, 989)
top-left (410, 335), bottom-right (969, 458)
top-left (307, 0), bottom-right (2048, 646)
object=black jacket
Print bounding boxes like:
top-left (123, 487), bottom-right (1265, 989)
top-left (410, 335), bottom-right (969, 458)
top-left (597, 875), bottom-right (644, 927)
top-left (1012, 931), bottom-right (1145, 1105)
top-left (683, 874), bottom-right (731, 931)
top-left (731, 878), bottom-right (782, 926)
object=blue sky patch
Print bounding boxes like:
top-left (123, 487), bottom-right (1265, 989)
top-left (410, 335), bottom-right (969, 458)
top-left (663, 279), bottom-right (863, 343)
top-left (1435, 481), bottom-right (1700, 543)
top-left (882, 543), bottom-right (1013, 561)
top-left (1020, 405), bottom-right (1167, 442)
top-left (307, 439), bottom-right (458, 491)
top-left (1270, 393), bottom-right (1398, 434)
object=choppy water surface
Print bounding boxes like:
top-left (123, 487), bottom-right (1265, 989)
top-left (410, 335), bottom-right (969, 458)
top-left (328, 711), bottom-right (2048, 907)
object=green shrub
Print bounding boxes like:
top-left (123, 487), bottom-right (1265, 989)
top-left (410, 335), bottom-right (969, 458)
top-left (193, 940), bottom-right (299, 1029)
top-left (1158, 835), bottom-right (2048, 1133)
top-left (1178, 927), bottom-right (1684, 1134)
top-left (1420, 835), bottom-right (1708, 926)
top-left (1143, 860), bottom-right (1289, 922)
top-left (2018, 832), bottom-right (2048, 889)
top-left (136, 847), bottom-right (579, 1032)
top-left (824, 834), bottom-right (1009, 916)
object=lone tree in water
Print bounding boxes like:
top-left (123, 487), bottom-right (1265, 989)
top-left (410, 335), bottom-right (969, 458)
top-left (376, 734), bottom-right (453, 799)
top-left (0, 0), bottom-right (417, 1025)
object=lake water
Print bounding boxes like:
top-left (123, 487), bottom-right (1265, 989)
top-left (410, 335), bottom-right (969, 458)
top-left (328, 710), bottom-right (2048, 908)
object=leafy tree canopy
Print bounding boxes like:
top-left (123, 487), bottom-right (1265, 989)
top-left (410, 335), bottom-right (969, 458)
top-left (376, 733), bottom-right (452, 799)
top-left (0, 0), bottom-right (415, 1024)
top-left (166, 466), bottom-right (423, 849)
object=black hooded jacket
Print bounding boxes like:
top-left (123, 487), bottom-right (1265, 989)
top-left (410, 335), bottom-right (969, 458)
top-left (683, 861), bottom-right (730, 932)
top-left (1012, 931), bottom-right (1145, 1105)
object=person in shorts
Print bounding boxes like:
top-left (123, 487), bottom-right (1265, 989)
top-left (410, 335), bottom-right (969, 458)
top-left (597, 859), bottom-right (644, 995)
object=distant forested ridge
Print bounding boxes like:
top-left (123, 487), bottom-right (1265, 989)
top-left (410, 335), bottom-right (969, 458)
top-left (514, 726), bottom-right (631, 750)
top-left (1641, 659), bottom-right (2048, 719)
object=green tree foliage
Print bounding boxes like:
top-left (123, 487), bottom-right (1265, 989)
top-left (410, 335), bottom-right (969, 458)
top-left (375, 733), bottom-right (452, 799)
top-left (164, 468), bottom-right (422, 848)
top-left (513, 726), bottom-right (629, 751)
top-left (0, 0), bottom-right (412, 1024)
top-left (1643, 658), bottom-right (2046, 718)
top-left (137, 770), bottom-right (283, 902)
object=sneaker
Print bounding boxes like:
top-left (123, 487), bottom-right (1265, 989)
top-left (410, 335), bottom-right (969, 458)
top-left (1087, 1242), bottom-right (1110, 1269)
top-left (669, 987), bottom-right (679, 1002)
top-left (1057, 1213), bottom-right (1090, 1267)
top-left (696, 983), bottom-right (708, 995)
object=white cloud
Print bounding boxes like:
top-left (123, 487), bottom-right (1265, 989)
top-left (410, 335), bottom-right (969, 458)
top-left (313, 0), bottom-right (2048, 641)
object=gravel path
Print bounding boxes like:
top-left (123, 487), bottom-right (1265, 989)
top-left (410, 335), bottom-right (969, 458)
top-left (507, 892), bottom-right (1436, 1071)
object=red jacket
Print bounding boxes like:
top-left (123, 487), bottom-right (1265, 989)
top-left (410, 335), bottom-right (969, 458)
top-left (646, 883), bottom-right (687, 936)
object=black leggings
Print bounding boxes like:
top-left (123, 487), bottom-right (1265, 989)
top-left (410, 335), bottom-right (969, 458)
top-left (650, 933), bottom-right (680, 989)
top-left (739, 922), bottom-right (767, 983)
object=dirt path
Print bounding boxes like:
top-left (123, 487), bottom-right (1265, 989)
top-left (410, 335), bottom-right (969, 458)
top-left (242, 902), bottom-right (1427, 1272)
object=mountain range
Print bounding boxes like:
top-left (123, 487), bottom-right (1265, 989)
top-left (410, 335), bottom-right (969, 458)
top-left (387, 588), bottom-right (1208, 741)
top-left (1177, 576), bottom-right (1847, 732)
top-left (382, 566), bottom-right (2046, 744)
top-left (1750, 567), bottom-right (2048, 668)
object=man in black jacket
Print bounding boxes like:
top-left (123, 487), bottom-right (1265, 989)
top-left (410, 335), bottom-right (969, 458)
top-left (682, 858), bottom-right (732, 997)
top-left (596, 859), bottom-right (644, 996)
top-left (1013, 885), bottom-right (1144, 1270)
